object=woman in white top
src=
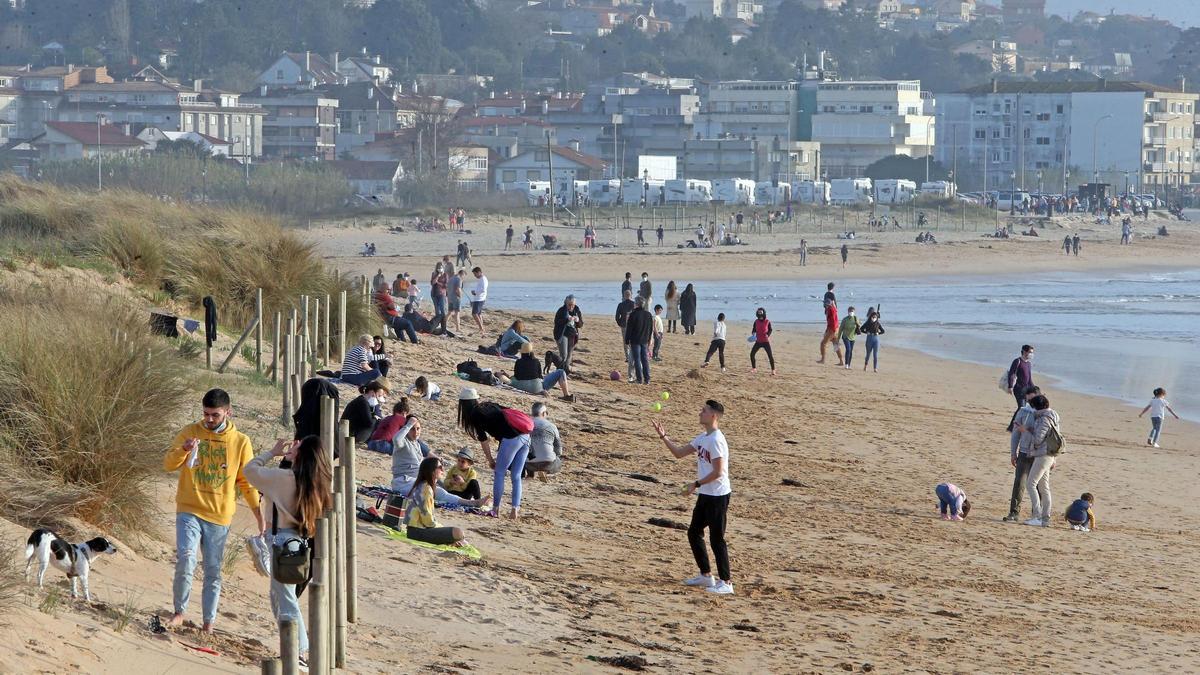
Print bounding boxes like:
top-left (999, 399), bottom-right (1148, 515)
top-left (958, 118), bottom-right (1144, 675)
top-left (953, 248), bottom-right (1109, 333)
top-left (701, 313), bottom-right (727, 371)
top-left (664, 281), bottom-right (680, 333)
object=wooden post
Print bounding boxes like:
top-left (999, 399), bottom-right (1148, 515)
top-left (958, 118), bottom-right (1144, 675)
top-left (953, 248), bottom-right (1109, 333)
top-left (313, 296), bottom-right (321, 371)
top-left (301, 296), bottom-right (310, 362)
top-left (341, 419), bottom-right (357, 623)
top-left (281, 324), bottom-right (292, 426)
top-left (323, 293), bottom-right (331, 366)
top-left (307, 515), bottom-right (329, 675)
top-left (333, 491), bottom-right (347, 668)
top-left (338, 290), bottom-right (347, 367)
top-left (280, 619), bottom-right (300, 675)
top-left (260, 658), bottom-right (281, 675)
top-left (217, 316), bottom-right (260, 374)
top-left (255, 288), bottom-right (263, 374)
top-left (272, 312), bottom-right (281, 385)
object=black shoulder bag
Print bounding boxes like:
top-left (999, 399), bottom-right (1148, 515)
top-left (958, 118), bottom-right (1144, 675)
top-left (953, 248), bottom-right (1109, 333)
top-left (271, 504), bottom-right (312, 587)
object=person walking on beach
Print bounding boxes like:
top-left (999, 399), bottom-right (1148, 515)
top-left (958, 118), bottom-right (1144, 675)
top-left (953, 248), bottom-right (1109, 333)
top-left (1121, 219), bottom-right (1132, 245)
top-left (243, 435), bottom-right (333, 661)
top-left (448, 269), bottom-right (465, 334)
top-left (1006, 345), bottom-right (1035, 428)
top-left (664, 281), bottom-right (680, 333)
top-left (1139, 387), bottom-right (1180, 448)
top-left (702, 313), bottom-right (728, 371)
top-left (860, 307), bottom-right (884, 372)
top-left (505, 225), bottom-right (514, 251)
top-left (799, 239), bottom-right (808, 266)
top-left (165, 389), bottom-right (264, 632)
top-left (430, 261), bottom-right (448, 334)
top-left (1003, 385), bottom-right (1041, 522)
top-left (373, 268), bottom-right (387, 292)
top-left (1062, 235), bottom-right (1072, 255)
top-left (818, 295), bottom-right (843, 366)
top-left (1072, 234), bottom-right (1080, 256)
top-left (1017, 394), bottom-right (1061, 527)
top-left (680, 283), bottom-right (698, 335)
top-left (553, 294), bottom-right (583, 373)
top-left (637, 224), bottom-right (646, 247)
top-left (625, 297), bottom-right (654, 385)
top-left (621, 272), bottom-right (633, 299)
top-left (824, 282), bottom-right (836, 306)
top-left (652, 399), bottom-right (734, 595)
top-left (469, 266), bottom-right (488, 335)
top-left (657, 224), bottom-right (664, 246)
top-left (749, 307), bottom-right (776, 375)
top-left (840, 243), bottom-right (848, 268)
top-left (838, 306), bottom-right (860, 370)
top-left (639, 272), bottom-right (653, 308)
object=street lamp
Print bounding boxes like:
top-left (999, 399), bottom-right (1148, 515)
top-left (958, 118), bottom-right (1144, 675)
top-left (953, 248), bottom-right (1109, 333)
top-left (1092, 113), bottom-right (1113, 185)
top-left (1037, 170), bottom-right (1043, 196)
top-left (1010, 170), bottom-right (1016, 215)
top-left (96, 113), bottom-right (106, 191)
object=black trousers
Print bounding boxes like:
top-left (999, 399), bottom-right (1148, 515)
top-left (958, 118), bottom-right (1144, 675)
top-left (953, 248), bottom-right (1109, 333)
top-left (445, 479), bottom-right (481, 501)
top-left (750, 342), bottom-right (775, 369)
top-left (704, 339), bottom-right (726, 367)
top-left (1008, 454), bottom-right (1034, 517)
top-left (688, 493), bottom-right (731, 581)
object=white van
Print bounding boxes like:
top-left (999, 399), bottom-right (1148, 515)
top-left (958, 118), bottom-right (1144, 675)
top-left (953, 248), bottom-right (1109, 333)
top-left (622, 178), bottom-right (666, 206)
top-left (711, 178), bottom-right (756, 205)
top-left (587, 179), bottom-right (622, 206)
top-left (919, 181), bottom-right (957, 198)
top-left (875, 179), bottom-right (918, 204)
top-left (792, 180), bottom-right (830, 205)
top-left (995, 190), bottom-right (1031, 211)
top-left (664, 179), bottom-right (713, 205)
top-left (753, 182), bottom-right (791, 206)
top-left (830, 178), bottom-right (874, 205)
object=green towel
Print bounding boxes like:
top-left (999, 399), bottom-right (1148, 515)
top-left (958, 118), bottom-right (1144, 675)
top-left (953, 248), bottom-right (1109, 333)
top-left (377, 525), bottom-right (483, 560)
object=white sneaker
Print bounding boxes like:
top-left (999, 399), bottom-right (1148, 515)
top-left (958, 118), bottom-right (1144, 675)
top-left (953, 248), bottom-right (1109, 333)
top-left (1153, 443), bottom-right (1161, 448)
top-left (706, 580), bottom-right (735, 595)
top-left (683, 574), bottom-right (716, 587)
top-left (1078, 526), bottom-right (1090, 532)
top-left (1023, 518), bottom-right (1044, 527)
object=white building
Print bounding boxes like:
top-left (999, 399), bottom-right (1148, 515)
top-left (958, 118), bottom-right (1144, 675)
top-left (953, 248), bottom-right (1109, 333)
top-left (812, 80), bottom-right (935, 178)
top-left (936, 80), bottom-right (1198, 193)
top-left (696, 80), bottom-right (801, 143)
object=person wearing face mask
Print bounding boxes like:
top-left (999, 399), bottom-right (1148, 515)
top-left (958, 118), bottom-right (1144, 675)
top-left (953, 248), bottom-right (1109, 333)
top-left (430, 261), bottom-right (449, 334)
top-left (639, 272), bottom-right (653, 308)
top-left (749, 308), bottom-right (776, 375)
top-left (341, 380), bottom-right (388, 445)
top-left (164, 389), bottom-right (264, 633)
top-left (1006, 345), bottom-right (1036, 430)
top-left (837, 306), bottom-right (861, 370)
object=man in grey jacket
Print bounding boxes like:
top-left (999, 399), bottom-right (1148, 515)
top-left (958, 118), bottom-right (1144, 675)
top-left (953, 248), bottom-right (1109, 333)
top-left (525, 402), bottom-right (564, 479)
top-left (1003, 386), bottom-right (1041, 522)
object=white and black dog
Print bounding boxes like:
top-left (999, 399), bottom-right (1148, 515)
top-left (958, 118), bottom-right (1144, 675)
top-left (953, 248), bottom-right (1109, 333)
top-left (24, 529), bottom-right (118, 601)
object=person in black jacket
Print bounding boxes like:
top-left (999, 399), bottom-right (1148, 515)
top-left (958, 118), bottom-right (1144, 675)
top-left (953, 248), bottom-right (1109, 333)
top-left (679, 283), bottom-right (698, 335)
top-left (624, 296), bottom-right (654, 385)
top-left (614, 289), bottom-right (636, 379)
top-left (553, 295), bottom-right (583, 373)
top-left (511, 343), bottom-right (574, 399)
top-left (341, 380), bottom-right (387, 444)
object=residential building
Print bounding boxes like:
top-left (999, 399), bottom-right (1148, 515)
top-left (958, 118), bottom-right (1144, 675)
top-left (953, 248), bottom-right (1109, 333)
top-left (678, 0), bottom-right (763, 20)
top-left (458, 116), bottom-right (555, 160)
top-left (799, 0), bottom-right (846, 9)
top-left (136, 129), bottom-right (234, 157)
top-left (337, 53), bottom-right (393, 84)
top-left (257, 52), bottom-right (342, 90)
top-left (244, 90), bottom-right (338, 160)
top-left (32, 120), bottom-right (146, 160)
top-left (811, 80), bottom-right (935, 178)
top-left (596, 83), bottom-right (700, 177)
top-left (696, 80), bottom-right (801, 144)
top-left (327, 160), bottom-right (404, 200)
top-left (559, 4), bottom-right (671, 36)
top-left (953, 40), bottom-right (1019, 73)
top-left (321, 82), bottom-right (416, 156)
top-left (0, 65), bottom-right (113, 141)
top-left (1001, 0), bottom-right (1043, 23)
top-left (0, 79), bottom-right (17, 143)
top-left (492, 143), bottom-right (607, 191)
top-left (935, 80), bottom-right (1199, 194)
top-left (448, 145), bottom-right (490, 192)
top-left (638, 136), bottom-right (821, 182)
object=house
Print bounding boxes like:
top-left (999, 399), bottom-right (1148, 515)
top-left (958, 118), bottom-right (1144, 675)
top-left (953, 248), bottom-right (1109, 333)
top-left (492, 142), bottom-right (607, 191)
top-left (243, 89), bottom-right (338, 160)
top-left (458, 116), bottom-right (555, 160)
top-left (1084, 53), bottom-right (1134, 79)
top-left (448, 144), bottom-right (490, 192)
top-left (257, 52), bottom-right (342, 90)
top-left (328, 160), bottom-right (404, 200)
top-left (32, 120), bottom-right (146, 160)
top-left (136, 128), bottom-right (234, 157)
top-left (320, 82), bottom-right (416, 155)
top-left (337, 53), bottom-right (393, 84)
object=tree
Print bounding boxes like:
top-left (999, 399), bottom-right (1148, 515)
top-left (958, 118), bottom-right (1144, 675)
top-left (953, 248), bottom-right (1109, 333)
top-left (864, 155), bottom-right (949, 183)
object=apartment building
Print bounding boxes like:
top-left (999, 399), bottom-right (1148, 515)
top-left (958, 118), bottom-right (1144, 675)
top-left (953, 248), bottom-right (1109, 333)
top-left (696, 80), bottom-right (801, 143)
top-left (811, 80), bottom-right (935, 178)
top-left (244, 90), bottom-right (338, 160)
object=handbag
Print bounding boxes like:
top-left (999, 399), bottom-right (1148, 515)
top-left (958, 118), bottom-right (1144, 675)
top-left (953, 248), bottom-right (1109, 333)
top-left (271, 504), bottom-right (312, 586)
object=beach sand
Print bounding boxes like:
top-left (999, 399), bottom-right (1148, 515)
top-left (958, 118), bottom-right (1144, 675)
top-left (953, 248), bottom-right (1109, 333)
top-left (3, 297), bottom-right (1198, 672)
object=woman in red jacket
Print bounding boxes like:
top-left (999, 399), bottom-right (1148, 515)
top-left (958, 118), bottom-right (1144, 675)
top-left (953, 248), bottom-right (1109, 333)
top-left (749, 307), bottom-right (776, 375)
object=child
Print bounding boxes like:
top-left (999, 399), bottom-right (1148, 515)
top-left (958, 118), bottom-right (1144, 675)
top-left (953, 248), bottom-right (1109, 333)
top-left (442, 448), bottom-right (481, 500)
top-left (1065, 493), bottom-right (1096, 532)
top-left (934, 482), bottom-right (971, 521)
top-left (652, 304), bottom-right (665, 362)
top-left (1138, 387), bottom-right (1180, 448)
top-left (702, 313), bottom-right (727, 372)
top-left (366, 399), bottom-right (410, 455)
top-left (408, 375), bottom-right (441, 401)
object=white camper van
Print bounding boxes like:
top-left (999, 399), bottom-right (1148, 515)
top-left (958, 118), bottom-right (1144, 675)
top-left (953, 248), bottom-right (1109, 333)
top-left (792, 180), bottom-right (830, 205)
top-left (587, 179), bottom-right (622, 206)
top-left (711, 178), bottom-right (756, 205)
top-left (830, 178), bottom-right (874, 206)
top-left (874, 179), bottom-right (918, 204)
top-left (663, 179), bottom-right (713, 204)
top-left (753, 182), bottom-right (791, 206)
top-left (919, 181), bottom-right (957, 198)
top-left (622, 178), bottom-right (666, 205)
top-left (508, 180), bottom-right (552, 206)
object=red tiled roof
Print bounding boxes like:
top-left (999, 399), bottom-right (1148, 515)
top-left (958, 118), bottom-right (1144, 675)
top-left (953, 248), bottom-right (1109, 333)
top-left (44, 121), bottom-right (145, 147)
top-left (550, 145), bottom-right (606, 171)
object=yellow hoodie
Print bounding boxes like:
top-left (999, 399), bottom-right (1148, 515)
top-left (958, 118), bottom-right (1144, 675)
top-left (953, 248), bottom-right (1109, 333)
top-left (164, 420), bottom-right (261, 526)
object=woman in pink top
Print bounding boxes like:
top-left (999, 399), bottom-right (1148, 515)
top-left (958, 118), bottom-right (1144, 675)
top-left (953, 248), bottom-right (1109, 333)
top-left (749, 307), bottom-right (776, 375)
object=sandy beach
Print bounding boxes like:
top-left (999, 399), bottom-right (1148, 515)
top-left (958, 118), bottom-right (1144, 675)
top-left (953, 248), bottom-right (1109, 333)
top-left (3, 289), bottom-right (1199, 672)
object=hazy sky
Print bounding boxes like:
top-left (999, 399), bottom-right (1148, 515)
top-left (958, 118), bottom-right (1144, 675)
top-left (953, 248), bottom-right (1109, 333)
top-left (1046, 0), bottom-right (1199, 27)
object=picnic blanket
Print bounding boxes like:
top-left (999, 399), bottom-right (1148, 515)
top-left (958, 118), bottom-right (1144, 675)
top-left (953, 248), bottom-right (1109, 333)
top-left (376, 524), bottom-right (483, 559)
top-left (358, 484), bottom-right (494, 517)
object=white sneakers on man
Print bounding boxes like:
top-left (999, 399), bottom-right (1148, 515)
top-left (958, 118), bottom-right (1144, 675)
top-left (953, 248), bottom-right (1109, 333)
top-left (1023, 518), bottom-right (1049, 527)
top-left (683, 574), bottom-right (716, 588)
top-left (706, 580), bottom-right (735, 595)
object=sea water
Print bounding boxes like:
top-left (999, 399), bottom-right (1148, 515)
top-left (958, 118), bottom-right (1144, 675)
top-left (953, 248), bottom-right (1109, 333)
top-left (488, 269), bottom-right (1200, 421)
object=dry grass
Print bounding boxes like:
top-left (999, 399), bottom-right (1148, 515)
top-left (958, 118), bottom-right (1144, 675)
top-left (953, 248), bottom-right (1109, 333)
top-left (0, 546), bottom-right (22, 624)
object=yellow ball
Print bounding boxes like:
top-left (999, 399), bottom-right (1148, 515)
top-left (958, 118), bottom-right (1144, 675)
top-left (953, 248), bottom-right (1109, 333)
top-left (661, 391), bottom-right (670, 401)
top-left (652, 402), bottom-right (662, 412)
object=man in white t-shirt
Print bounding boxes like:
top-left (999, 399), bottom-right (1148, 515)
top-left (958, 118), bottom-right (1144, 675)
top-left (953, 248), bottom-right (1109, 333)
top-left (652, 399), bottom-right (733, 595)
top-left (469, 266), bottom-right (488, 335)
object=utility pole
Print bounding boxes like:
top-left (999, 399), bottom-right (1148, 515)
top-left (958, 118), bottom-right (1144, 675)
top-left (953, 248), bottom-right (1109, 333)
top-left (546, 132), bottom-right (555, 220)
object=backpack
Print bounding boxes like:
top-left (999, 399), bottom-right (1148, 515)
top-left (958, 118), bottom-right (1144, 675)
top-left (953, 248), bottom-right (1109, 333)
top-left (457, 359), bottom-right (495, 385)
top-left (502, 408), bottom-right (534, 435)
top-left (998, 370), bottom-right (1010, 392)
top-left (1045, 421), bottom-right (1066, 456)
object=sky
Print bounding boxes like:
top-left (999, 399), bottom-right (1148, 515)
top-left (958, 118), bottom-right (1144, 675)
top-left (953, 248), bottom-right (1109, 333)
top-left (1046, 0), bottom-right (1199, 27)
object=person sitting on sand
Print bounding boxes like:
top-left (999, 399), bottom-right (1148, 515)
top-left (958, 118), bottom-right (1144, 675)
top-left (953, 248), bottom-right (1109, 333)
top-left (511, 342), bottom-right (575, 400)
top-left (408, 376), bottom-right (441, 401)
top-left (341, 334), bottom-right (385, 385)
top-left (524, 401), bottom-right (564, 480)
top-left (442, 448), bottom-right (481, 500)
top-left (389, 415), bottom-right (490, 509)
top-left (366, 398), bottom-right (410, 455)
top-left (375, 289), bottom-right (419, 344)
top-left (935, 482), bottom-right (971, 521)
top-left (499, 319), bottom-right (530, 357)
top-left (403, 457), bottom-right (470, 546)
top-left (1065, 493), bottom-right (1096, 532)
top-left (370, 335), bottom-right (390, 378)
top-left (342, 380), bottom-right (388, 445)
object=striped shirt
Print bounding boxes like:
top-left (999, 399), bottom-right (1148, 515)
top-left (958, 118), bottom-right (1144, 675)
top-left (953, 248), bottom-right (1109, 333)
top-left (342, 345), bottom-right (371, 376)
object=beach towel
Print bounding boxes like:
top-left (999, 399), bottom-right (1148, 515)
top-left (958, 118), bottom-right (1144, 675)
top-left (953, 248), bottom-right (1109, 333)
top-left (377, 524), bottom-right (483, 559)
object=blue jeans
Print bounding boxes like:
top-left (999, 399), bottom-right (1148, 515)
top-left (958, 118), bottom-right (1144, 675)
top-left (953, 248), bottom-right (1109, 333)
top-left (341, 367), bottom-right (382, 387)
top-left (1149, 416), bottom-right (1163, 443)
top-left (494, 434), bottom-right (531, 508)
top-left (432, 294), bottom-right (446, 320)
top-left (388, 316), bottom-right (418, 343)
top-left (270, 528), bottom-right (308, 652)
top-left (842, 337), bottom-right (855, 366)
top-left (652, 333), bottom-right (662, 359)
top-left (543, 369), bottom-right (566, 391)
top-left (174, 512), bottom-right (230, 625)
top-left (864, 334), bottom-right (879, 369)
top-left (630, 343), bottom-right (650, 384)
top-left (366, 439), bottom-right (393, 455)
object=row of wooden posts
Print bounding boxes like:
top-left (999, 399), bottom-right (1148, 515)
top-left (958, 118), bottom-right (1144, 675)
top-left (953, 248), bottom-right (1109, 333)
top-left (276, 291), bottom-right (350, 426)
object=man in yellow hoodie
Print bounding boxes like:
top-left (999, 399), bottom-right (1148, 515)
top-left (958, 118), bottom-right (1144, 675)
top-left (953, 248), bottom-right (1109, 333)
top-left (164, 389), bottom-right (263, 632)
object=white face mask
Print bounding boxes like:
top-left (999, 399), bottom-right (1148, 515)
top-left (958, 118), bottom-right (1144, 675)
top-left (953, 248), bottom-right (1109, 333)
top-left (366, 395), bottom-right (379, 407)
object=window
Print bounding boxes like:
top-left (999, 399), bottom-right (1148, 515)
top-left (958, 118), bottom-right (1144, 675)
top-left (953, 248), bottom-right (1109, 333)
top-left (276, 69), bottom-right (284, 80)
top-left (1036, 113), bottom-right (1050, 121)
top-left (1036, 137), bottom-right (1050, 145)
top-left (1035, 161), bottom-right (1049, 169)
top-left (1023, 128), bottom-right (1031, 139)
top-left (1004, 102), bottom-right (1011, 113)
top-left (974, 108), bottom-right (987, 117)
top-left (534, 150), bottom-right (548, 161)
top-left (993, 127), bottom-right (1002, 139)
top-left (974, 128), bottom-right (986, 140)
top-left (502, 170), bottom-right (516, 182)
top-left (1003, 125), bottom-right (1010, 138)
top-left (526, 170), bottom-right (541, 180)
top-left (1003, 150), bottom-right (1011, 162)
